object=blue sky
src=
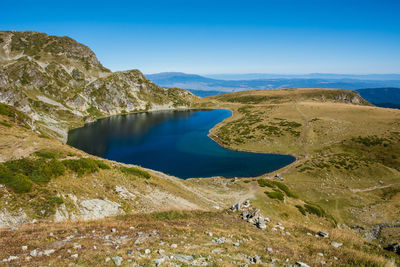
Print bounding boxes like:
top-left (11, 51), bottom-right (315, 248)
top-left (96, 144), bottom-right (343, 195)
top-left (1, 0), bottom-right (399, 74)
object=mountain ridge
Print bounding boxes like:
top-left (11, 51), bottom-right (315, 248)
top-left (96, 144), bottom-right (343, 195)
top-left (0, 31), bottom-right (195, 141)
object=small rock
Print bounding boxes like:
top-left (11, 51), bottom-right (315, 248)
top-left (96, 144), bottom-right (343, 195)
top-left (112, 255), bottom-right (123, 266)
top-left (126, 250), bottom-right (133, 255)
top-left (171, 244), bottom-right (178, 248)
top-left (73, 244), bottom-right (82, 249)
top-left (296, 261), bottom-right (310, 267)
top-left (155, 258), bottom-right (165, 266)
top-left (43, 249), bottom-right (55, 256)
top-left (317, 253), bottom-right (324, 257)
top-left (111, 228), bottom-right (117, 233)
top-left (331, 241), bottom-right (343, 248)
top-left (30, 250), bottom-right (37, 257)
top-left (105, 257), bottom-right (111, 262)
top-left (233, 242), bottom-right (240, 247)
top-left (144, 249), bottom-right (151, 254)
top-left (267, 247), bottom-right (273, 252)
top-left (318, 231), bottom-right (329, 238)
top-left (71, 254), bottom-right (78, 259)
top-left (22, 246), bottom-right (28, 251)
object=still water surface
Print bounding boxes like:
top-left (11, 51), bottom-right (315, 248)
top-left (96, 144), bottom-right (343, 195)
top-left (67, 109), bottom-right (295, 179)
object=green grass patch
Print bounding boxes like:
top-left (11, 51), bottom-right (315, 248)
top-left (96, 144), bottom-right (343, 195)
top-left (295, 205), bottom-right (307, 216)
top-left (257, 179), bottom-right (275, 188)
top-left (272, 181), bottom-right (298, 198)
top-left (34, 150), bottom-right (59, 159)
top-left (62, 158), bottom-right (109, 175)
top-left (120, 166), bottom-right (151, 179)
top-left (0, 165), bottom-right (32, 193)
top-left (0, 121), bottom-right (12, 127)
top-left (304, 203), bottom-right (326, 217)
top-left (265, 190), bottom-right (284, 201)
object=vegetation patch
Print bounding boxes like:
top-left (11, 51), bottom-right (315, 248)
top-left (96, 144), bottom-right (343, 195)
top-left (63, 158), bottom-right (107, 176)
top-left (119, 166), bottom-right (151, 179)
top-left (265, 190), bottom-right (284, 201)
top-left (0, 121), bottom-right (12, 127)
top-left (295, 205), bottom-right (307, 215)
top-left (35, 149), bottom-right (59, 159)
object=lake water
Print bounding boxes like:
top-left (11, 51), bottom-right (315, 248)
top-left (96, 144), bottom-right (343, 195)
top-left (67, 109), bottom-right (295, 179)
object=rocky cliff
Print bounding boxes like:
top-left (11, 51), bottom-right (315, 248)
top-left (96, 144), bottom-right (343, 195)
top-left (0, 31), bottom-right (195, 141)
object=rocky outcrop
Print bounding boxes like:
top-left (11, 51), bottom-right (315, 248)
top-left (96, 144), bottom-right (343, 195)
top-left (0, 31), bottom-right (196, 141)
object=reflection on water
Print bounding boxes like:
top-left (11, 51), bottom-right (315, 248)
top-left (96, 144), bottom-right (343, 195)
top-left (67, 109), bottom-right (295, 179)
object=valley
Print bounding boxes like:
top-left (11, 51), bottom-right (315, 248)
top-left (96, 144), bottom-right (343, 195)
top-left (0, 31), bottom-right (399, 266)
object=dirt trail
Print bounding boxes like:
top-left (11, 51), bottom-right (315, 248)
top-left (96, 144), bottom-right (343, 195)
top-left (294, 101), bottom-right (311, 158)
top-left (350, 183), bottom-right (400, 193)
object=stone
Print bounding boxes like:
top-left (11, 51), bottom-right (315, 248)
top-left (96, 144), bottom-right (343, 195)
top-left (173, 254), bottom-right (194, 263)
top-left (243, 200), bottom-right (250, 208)
top-left (111, 228), bottom-right (117, 233)
top-left (317, 253), bottom-right (324, 257)
top-left (112, 255), bottom-right (123, 266)
top-left (318, 231), bottom-right (329, 238)
top-left (79, 199), bottom-right (121, 220)
top-left (331, 241), bottom-right (343, 248)
top-left (155, 258), bottom-right (165, 266)
top-left (385, 243), bottom-right (400, 255)
top-left (267, 247), bottom-right (273, 252)
top-left (73, 244), bottom-right (82, 249)
top-left (213, 237), bottom-right (226, 244)
top-left (22, 246), bottom-right (28, 251)
top-left (296, 261), bottom-right (310, 267)
top-left (233, 242), bottom-right (240, 247)
top-left (250, 255), bottom-right (261, 264)
top-left (231, 203), bottom-right (241, 211)
top-left (144, 249), bottom-right (151, 254)
top-left (171, 244), bottom-right (178, 248)
top-left (43, 249), bottom-right (55, 256)
top-left (71, 254), bottom-right (78, 259)
top-left (105, 257), bottom-right (111, 262)
top-left (30, 250), bottom-right (37, 257)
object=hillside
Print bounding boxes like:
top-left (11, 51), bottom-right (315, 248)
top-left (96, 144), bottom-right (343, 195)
top-left (0, 32), bottom-right (399, 265)
top-left (0, 31), bottom-right (195, 141)
top-left (195, 88), bottom-right (400, 249)
top-left (1, 103), bottom-right (398, 266)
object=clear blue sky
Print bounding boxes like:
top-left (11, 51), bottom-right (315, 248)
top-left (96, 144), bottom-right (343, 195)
top-left (1, 0), bottom-right (399, 74)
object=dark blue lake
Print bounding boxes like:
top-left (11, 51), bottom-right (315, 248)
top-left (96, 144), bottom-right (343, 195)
top-left (67, 109), bottom-right (295, 179)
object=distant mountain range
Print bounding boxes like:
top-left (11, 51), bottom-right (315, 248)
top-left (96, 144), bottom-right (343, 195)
top-left (146, 72), bottom-right (400, 92)
top-left (146, 72), bottom-right (400, 109)
top-left (204, 73), bottom-right (400, 81)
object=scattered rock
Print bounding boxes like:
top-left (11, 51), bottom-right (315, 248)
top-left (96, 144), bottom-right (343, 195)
top-left (43, 249), bottom-right (55, 256)
top-left (112, 255), bottom-right (123, 266)
top-left (71, 254), bottom-right (78, 259)
top-left (173, 254), bottom-right (194, 263)
top-left (144, 249), bottom-right (151, 254)
top-left (296, 261), bottom-right (310, 267)
top-left (318, 231), bottom-right (329, 238)
top-left (385, 243), bottom-right (400, 255)
top-left (331, 241), bottom-right (343, 248)
top-left (30, 250), bottom-right (37, 257)
top-left (171, 244), bottom-right (178, 248)
top-left (22, 246), bottom-right (28, 251)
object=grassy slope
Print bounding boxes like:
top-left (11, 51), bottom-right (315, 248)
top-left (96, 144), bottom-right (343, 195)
top-left (0, 90), bottom-right (399, 265)
top-left (196, 88), bottom-right (400, 244)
